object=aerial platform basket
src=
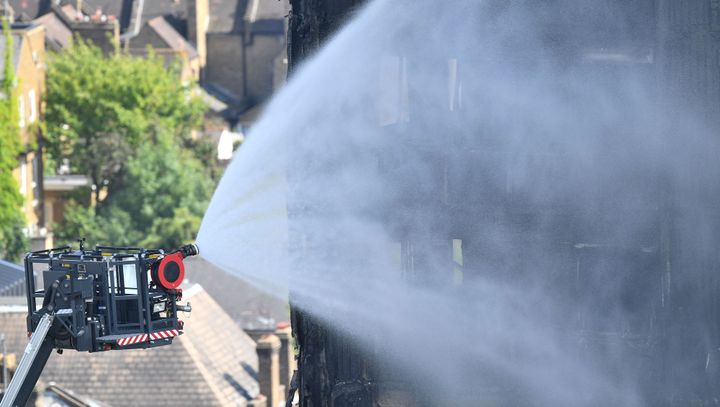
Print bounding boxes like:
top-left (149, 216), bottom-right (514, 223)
top-left (0, 242), bottom-right (199, 407)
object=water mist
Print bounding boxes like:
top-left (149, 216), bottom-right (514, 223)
top-left (198, 0), bottom-right (720, 405)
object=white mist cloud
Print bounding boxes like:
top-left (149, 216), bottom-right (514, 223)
top-left (198, 1), bottom-right (720, 405)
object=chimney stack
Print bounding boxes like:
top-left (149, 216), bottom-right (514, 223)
top-left (275, 323), bottom-right (295, 392)
top-left (256, 334), bottom-right (282, 407)
top-left (186, 0), bottom-right (208, 70)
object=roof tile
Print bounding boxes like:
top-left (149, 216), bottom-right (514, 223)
top-left (0, 286), bottom-right (258, 406)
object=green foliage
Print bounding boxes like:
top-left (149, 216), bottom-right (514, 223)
top-left (49, 40), bottom-right (214, 250)
top-left (191, 136), bottom-right (226, 182)
top-left (45, 39), bottom-right (206, 199)
top-left (0, 18), bottom-right (28, 260)
top-left (55, 203), bottom-right (143, 248)
top-left (130, 134), bottom-right (211, 219)
top-left (142, 207), bottom-right (202, 249)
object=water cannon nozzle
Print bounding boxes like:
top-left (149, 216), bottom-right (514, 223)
top-left (177, 244), bottom-right (199, 258)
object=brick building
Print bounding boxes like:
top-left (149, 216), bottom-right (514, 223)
top-left (5, 0), bottom-right (288, 162)
top-left (0, 21), bottom-right (49, 251)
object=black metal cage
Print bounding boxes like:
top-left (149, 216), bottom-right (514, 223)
top-left (24, 245), bottom-right (189, 353)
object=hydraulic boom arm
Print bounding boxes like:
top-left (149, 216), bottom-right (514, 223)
top-left (1, 313), bottom-right (55, 407)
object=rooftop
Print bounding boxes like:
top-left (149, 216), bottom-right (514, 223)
top-left (0, 259), bottom-right (24, 297)
top-left (244, 0), bottom-right (289, 23)
top-left (1, 0), bottom-right (47, 22)
top-left (0, 285), bottom-right (262, 406)
top-left (185, 258), bottom-right (289, 330)
top-left (208, 0), bottom-right (247, 33)
top-left (146, 15), bottom-right (198, 59)
top-left (33, 8), bottom-right (73, 50)
top-left (209, 0), bottom-right (288, 34)
top-left (80, 0), bottom-right (125, 22)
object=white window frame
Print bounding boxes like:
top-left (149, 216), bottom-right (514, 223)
top-left (28, 89), bottom-right (36, 123)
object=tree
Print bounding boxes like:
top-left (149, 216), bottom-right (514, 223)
top-left (0, 18), bottom-right (27, 260)
top-left (45, 40), bottom-right (206, 204)
top-left (48, 40), bottom-right (213, 249)
top-left (88, 131), bottom-right (213, 249)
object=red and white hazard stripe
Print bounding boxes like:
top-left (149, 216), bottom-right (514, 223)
top-left (117, 334), bottom-right (148, 346)
top-left (149, 329), bottom-right (180, 341)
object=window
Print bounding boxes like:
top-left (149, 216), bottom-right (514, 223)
top-left (18, 95), bottom-right (25, 128)
top-left (19, 158), bottom-right (27, 195)
top-left (452, 239), bottom-right (463, 284)
top-left (32, 154), bottom-right (39, 189)
top-left (376, 56), bottom-right (409, 126)
top-left (28, 89), bottom-right (36, 123)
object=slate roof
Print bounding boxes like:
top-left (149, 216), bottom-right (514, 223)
top-left (136, 0), bottom-right (190, 37)
top-left (13, 0), bottom-right (184, 38)
top-left (208, 0), bottom-right (287, 34)
top-left (147, 15), bottom-right (198, 59)
top-left (0, 285), bottom-right (260, 407)
top-left (80, 0), bottom-right (125, 20)
top-left (4, 0), bottom-right (123, 23)
top-left (208, 0), bottom-right (247, 33)
top-left (33, 9), bottom-right (73, 51)
top-left (180, 284), bottom-right (261, 404)
top-left (3, 0), bottom-right (50, 22)
top-left (0, 259), bottom-right (25, 297)
top-left (77, 0), bottom-right (132, 34)
top-left (243, 0), bottom-right (288, 22)
top-left (4, 0), bottom-right (287, 35)
top-left (185, 258), bottom-right (289, 330)
top-left (57, 3), bottom-right (80, 20)
top-left (111, 0), bottom-right (189, 39)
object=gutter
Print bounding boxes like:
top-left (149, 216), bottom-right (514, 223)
top-left (119, 0), bottom-right (144, 41)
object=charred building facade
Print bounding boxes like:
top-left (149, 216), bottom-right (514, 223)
top-left (287, 1), bottom-right (720, 406)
